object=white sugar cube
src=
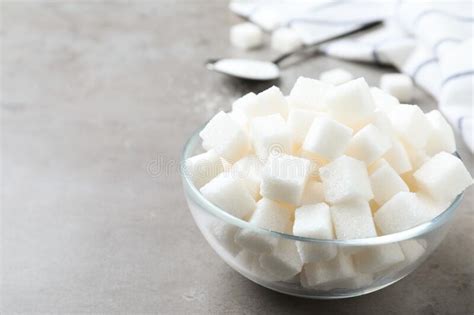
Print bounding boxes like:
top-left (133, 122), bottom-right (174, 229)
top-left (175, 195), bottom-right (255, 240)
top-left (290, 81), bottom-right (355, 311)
top-left (255, 86), bottom-right (289, 118)
top-left (371, 111), bottom-right (394, 136)
top-left (231, 92), bottom-right (259, 126)
top-left (346, 124), bottom-right (392, 165)
top-left (301, 253), bottom-right (356, 288)
top-left (383, 138), bottom-right (412, 174)
top-left (414, 152), bottom-right (473, 202)
top-left (293, 203), bottom-right (337, 263)
top-left (287, 109), bottom-right (321, 147)
top-left (300, 180), bottom-right (325, 205)
top-left (220, 158), bottom-right (232, 172)
top-left (388, 105), bottom-right (431, 149)
top-left (331, 200), bottom-right (377, 240)
top-left (185, 150), bottom-right (224, 188)
top-left (425, 110), bottom-right (456, 156)
top-left (235, 198), bottom-right (292, 253)
top-left (234, 250), bottom-right (275, 281)
top-left (271, 27), bottom-right (303, 53)
top-left (199, 111), bottom-right (250, 162)
top-left (370, 163), bottom-right (409, 205)
top-left (231, 155), bottom-right (264, 200)
top-left (230, 22), bottom-right (263, 50)
top-left (325, 78), bottom-right (376, 129)
top-left (405, 143), bottom-right (430, 170)
top-left (250, 114), bottom-right (292, 161)
top-left (354, 243), bottom-right (405, 274)
top-left (400, 240), bottom-right (426, 264)
top-left (374, 192), bottom-right (438, 234)
top-left (370, 87), bottom-right (400, 112)
top-left (288, 77), bottom-right (333, 111)
top-left (260, 239), bottom-right (304, 281)
top-left (260, 154), bottom-right (311, 205)
top-left (302, 116), bottom-right (353, 161)
top-left (368, 158), bottom-right (390, 175)
top-left (200, 172), bottom-right (256, 219)
top-left (228, 110), bottom-right (248, 131)
top-left (319, 68), bottom-right (354, 85)
top-left (380, 73), bottom-right (414, 103)
top-left (342, 273), bottom-right (374, 289)
top-left (210, 221), bottom-right (241, 256)
top-left (320, 155), bottom-right (373, 204)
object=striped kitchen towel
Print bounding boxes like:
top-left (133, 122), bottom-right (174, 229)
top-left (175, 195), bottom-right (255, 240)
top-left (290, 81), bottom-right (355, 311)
top-left (230, 0), bottom-right (474, 152)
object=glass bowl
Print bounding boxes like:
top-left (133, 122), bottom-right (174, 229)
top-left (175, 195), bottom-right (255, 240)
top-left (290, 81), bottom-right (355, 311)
top-left (180, 126), bottom-right (463, 299)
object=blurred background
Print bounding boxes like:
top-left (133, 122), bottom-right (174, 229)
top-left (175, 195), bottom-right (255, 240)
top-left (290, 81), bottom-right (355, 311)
top-left (1, 1), bottom-right (473, 314)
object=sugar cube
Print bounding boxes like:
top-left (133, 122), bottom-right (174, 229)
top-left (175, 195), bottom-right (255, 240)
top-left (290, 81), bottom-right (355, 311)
top-left (319, 68), bottom-right (354, 85)
top-left (287, 109), bottom-right (321, 147)
top-left (271, 27), bottom-right (303, 53)
top-left (231, 92), bottom-right (259, 126)
top-left (235, 198), bottom-right (292, 253)
top-left (293, 203), bottom-right (337, 263)
top-left (259, 239), bottom-right (304, 281)
top-left (231, 155), bottom-right (264, 200)
top-left (388, 104), bottom-right (431, 149)
top-left (405, 143), bottom-right (430, 170)
top-left (425, 110), bottom-right (456, 156)
top-left (220, 158), bottom-right (232, 172)
top-left (298, 149), bottom-right (326, 178)
top-left (301, 253), bottom-right (357, 288)
top-left (320, 155), bottom-right (373, 204)
top-left (234, 250), bottom-right (275, 281)
top-left (400, 240), bottom-right (426, 264)
top-left (368, 158), bottom-right (390, 175)
top-left (230, 22), bottom-right (263, 50)
top-left (199, 111), bottom-right (250, 162)
top-left (353, 243), bottom-right (405, 274)
top-left (325, 78), bottom-right (376, 130)
top-left (185, 150), bottom-right (225, 188)
top-left (414, 152), bottom-right (473, 202)
top-left (260, 154), bottom-right (311, 205)
top-left (255, 86), bottom-right (289, 119)
top-left (250, 114), bottom-right (292, 161)
top-left (300, 180), bottom-right (325, 205)
top-left (342, 273), bottom-right (374, 289)
top-left (210, 221), bottom-right (241, 256)
top-left (331, 199), bottom-right (377, 240)
top-left (200, 172), bottom-right (256, 219)
top-left (370, 87), bottom-right (400, 112)
top-left (346, 124), bottom-right (392, 165)
top-left (383, 138), bottom-right (412, 174)
top-left (371, 111), bottom-right (394, 136)
top-left (287, 77), bottom-right (333, 111)
top-left (374, 192), bottom-right (439, 234)
top-left (370, 163), bottom-right (409, 205)
top-left (302, 116), bottom-right (353, 161)
top-left (380, 73), bottom-right (414, 103)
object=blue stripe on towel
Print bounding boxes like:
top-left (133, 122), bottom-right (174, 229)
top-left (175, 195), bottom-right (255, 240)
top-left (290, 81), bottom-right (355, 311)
top-left (441, 70), bottom-right (474, 87)
top-left (411, 58), bottom-right (438, 81)
top-left (458, 116), bottom-right (465, 131)
top-left (413, 9), bottom-right (474, 27)
top-left (432, 37), bottom-right (462, 56)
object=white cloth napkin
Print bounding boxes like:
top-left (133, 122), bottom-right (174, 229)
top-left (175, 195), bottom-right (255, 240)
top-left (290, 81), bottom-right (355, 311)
top-left (230, 0), bottom-right (474, 152)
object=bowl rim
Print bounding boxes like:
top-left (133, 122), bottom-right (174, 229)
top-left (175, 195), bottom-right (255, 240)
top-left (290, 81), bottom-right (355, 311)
top-left (180, 125), bottom-right (464, 245)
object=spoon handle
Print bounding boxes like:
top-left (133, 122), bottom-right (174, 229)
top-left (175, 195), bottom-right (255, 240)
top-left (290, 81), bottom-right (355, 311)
top-left (272, 19), bottom-right (383, 65)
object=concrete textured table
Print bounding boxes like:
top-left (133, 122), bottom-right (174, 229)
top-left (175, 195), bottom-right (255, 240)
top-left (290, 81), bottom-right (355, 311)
top-left (1, 2), bottom-right (473, 314)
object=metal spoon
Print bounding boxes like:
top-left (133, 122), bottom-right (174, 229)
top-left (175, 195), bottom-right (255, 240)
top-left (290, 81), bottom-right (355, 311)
top-left (206, 20), bottom-right (383, 81)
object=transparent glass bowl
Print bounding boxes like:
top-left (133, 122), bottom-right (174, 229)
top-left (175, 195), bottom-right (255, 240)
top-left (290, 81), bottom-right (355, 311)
top-left (180, 127), bottom-right (463, 299)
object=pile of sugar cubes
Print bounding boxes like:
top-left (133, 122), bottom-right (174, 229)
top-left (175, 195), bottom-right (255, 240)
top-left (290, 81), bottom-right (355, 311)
top-left (185, 75), bottom-right (473, 288)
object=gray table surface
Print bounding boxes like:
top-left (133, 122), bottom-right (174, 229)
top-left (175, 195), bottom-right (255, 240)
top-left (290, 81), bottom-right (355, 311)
top-left (1, 1), bottom-right (473, 314)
